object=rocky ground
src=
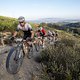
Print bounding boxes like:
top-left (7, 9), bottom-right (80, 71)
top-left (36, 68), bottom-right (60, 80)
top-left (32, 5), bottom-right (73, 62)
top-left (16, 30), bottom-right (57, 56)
top-left (0, 45), bottom-right (42, 80)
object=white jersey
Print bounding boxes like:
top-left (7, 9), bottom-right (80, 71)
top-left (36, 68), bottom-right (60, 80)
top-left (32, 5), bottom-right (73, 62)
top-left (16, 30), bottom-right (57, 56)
top-left (17, 23), bottom-right (32, 31)
top-left (48, 31), bottom-right (52, 36)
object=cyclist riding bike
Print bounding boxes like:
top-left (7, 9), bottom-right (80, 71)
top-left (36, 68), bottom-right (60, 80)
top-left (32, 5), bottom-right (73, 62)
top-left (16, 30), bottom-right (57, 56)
top-left (47, 30), bottom-right (53, 42)
top-left (37, 26), bottom-right (46, 48)
top-left (47, 30), bottom-right (53, 37)
top-left (54, 31), bottom-right (58, 41)
top-left (11, 16), bottom-right (34, 40)
top-left (11, 16), bottom-right (34, 55)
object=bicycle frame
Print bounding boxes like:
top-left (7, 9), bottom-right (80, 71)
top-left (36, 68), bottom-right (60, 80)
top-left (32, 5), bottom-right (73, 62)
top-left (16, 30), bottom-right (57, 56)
top-left (14, 38), bottom-right (33, 59)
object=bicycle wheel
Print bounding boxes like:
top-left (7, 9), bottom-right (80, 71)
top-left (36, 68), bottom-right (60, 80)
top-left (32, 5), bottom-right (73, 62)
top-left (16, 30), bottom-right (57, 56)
top-left (27, 44), bottom-right (34, 59)
top-left (6, 45), bottom-right (24, 74)
top-left (35, 43), bottom-right (39, 52)
top-left (36, 42), bottom-right (42, 51)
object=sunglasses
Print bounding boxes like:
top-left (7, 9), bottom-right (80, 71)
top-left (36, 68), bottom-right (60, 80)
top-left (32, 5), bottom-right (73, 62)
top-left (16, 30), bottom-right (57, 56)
top-left (19, 22), bottom-right (24, 24)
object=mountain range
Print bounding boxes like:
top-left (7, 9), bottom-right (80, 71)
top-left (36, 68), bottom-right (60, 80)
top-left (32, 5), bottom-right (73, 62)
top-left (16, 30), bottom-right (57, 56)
top-left (28, 18), bottom-right (80, 23)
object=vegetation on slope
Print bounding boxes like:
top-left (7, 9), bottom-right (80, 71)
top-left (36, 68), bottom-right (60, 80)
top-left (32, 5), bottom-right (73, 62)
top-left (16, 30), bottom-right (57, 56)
top-left (40, 29), bottom-right (80, 80)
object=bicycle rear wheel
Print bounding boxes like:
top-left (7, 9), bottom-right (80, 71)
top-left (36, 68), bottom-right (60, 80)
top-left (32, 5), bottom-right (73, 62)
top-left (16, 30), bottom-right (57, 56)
top-left (6, 45), bottom-right (24, 74)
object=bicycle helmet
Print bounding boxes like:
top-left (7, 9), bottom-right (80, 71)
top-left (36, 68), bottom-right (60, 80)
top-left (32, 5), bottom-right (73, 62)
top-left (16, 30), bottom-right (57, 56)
top-left (18, 16), bottom-right (25, 22)
top-left (39, 27), bottom-right (43, 30)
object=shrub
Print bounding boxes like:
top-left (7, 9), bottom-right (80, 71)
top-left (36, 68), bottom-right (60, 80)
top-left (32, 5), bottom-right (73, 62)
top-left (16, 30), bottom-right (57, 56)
top-left (40, 39), bottom-right (80, 80)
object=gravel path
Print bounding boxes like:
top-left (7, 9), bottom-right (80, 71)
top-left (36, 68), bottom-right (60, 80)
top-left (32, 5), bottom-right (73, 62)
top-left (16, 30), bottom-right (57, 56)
top-left (0, 45), bottom-right (42, 80)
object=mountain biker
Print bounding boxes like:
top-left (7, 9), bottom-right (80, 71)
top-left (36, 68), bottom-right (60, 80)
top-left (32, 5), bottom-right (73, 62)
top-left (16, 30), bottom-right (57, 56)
top-left (11, 16), bottom-right (34, 43)
top-left (47, 30), bottom-right (53, 37)
top-left (37, 26), bottom-right (46, 48)
top-left (54, 31), bottom-right (58, 41)
top-left (51, 31), bottom-right (55, 37)
top-left (10, 16), bottom-right (34, 59)
top-left (47, 30), bottom-right (53, 42)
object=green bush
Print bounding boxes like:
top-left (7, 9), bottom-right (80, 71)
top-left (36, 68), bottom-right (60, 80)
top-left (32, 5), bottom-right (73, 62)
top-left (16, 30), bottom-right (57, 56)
top-left (0, 16), bottom-right (18, 32)
top-left (40, 39), bottom-right (80, 80)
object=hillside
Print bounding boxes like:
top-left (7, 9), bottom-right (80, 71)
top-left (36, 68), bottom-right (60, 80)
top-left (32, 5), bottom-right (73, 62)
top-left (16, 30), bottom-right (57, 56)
top-left (47, 22), bottom-right (80, 36)
top-left (0, 16), bottom-right (18, 31)
top-left (40, 28), bottom-right (80, 80)
top-left (0, 24), bottom-right (80, 80)
top-left (0, 28), bottom-right (80, 80)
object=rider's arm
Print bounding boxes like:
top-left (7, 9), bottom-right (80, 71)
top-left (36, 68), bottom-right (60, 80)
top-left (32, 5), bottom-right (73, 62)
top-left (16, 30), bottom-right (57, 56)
top-left (13, 31), bottom-right (18, 37)
top-left (11, 31), bottom-right (18, 40)
top-left (12, 26), bottom-right (20, 37)
top-left (31, 31), bottom-right (34, 39)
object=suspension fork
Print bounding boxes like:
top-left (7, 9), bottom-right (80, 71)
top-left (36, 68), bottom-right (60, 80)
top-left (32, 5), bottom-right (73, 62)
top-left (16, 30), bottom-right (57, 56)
top-left (14, 43), bottom-right (23, 61)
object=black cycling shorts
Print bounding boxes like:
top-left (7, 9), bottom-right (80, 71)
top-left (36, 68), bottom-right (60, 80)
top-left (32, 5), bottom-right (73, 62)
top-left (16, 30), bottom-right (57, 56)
top-left (23, 31), bottom-right (32, 40)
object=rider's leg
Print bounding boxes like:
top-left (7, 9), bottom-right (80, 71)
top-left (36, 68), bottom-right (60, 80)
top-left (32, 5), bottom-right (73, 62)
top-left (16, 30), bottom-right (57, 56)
top-left (42, 36), bottom-right (45, 48)
top-left (23, 40), bottom-right (29, 56)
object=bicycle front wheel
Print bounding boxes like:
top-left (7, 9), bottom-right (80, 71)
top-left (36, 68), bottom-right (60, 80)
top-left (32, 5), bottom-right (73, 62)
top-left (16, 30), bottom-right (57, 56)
top-left (6, 46), bottom-right (24, 74)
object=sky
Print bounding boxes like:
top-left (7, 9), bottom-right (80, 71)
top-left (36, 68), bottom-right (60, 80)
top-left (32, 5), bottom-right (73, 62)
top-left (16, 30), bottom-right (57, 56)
top-left (0, 0), bottom-right (80, 20)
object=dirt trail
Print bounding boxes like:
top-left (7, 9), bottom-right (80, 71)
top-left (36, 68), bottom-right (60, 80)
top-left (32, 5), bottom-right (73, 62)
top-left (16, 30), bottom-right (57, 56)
top-left (0, 45), bottom-right (42, 80)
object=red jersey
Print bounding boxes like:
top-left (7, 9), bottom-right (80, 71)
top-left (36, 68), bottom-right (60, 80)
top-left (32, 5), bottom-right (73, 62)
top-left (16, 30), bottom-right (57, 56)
top-left (41, 28), bottom-right (46, 35)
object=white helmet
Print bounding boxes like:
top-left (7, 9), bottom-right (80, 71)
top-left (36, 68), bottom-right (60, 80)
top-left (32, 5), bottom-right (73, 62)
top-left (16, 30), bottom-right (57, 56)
top-left (18, 16), bottom-right (25, 22)
top-left (39, 27), bottom-right (43, 30)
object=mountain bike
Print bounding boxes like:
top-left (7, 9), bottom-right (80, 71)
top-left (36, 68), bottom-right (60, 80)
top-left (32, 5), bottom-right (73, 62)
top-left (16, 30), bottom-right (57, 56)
top-left (34, 37), bottom-right (44, 52)
top-left (6, 38), bottom-right (34, 74)
top-left (46, 35), bottom-right (56, 45)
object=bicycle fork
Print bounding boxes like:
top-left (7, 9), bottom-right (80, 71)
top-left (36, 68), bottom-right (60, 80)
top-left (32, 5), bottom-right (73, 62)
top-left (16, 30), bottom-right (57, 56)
top-left (14, 45), bottom-right (22, 62)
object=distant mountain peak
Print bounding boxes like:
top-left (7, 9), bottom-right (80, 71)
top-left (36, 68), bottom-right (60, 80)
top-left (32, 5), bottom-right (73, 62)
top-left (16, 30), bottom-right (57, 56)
top-left (28, 17), bottom-right (80, 23)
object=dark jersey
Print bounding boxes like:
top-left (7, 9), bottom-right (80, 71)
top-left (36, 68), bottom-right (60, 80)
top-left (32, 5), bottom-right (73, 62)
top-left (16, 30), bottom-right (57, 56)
top-left (16, 23), bottom-right (32, 39)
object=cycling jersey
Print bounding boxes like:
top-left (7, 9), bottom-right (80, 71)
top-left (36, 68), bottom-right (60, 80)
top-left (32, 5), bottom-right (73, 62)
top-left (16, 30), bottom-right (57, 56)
top-left (48, 31), bottom-right (52, 36)
top-left (41, 28), bottom-right (46, 35)
top-left (16, 23), bottom-right (32, 40)
top-left (38, 28), bottom-right (46, 37)
top-left (52, 31), bottom-right (55, 36)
